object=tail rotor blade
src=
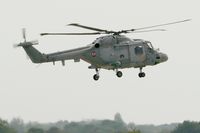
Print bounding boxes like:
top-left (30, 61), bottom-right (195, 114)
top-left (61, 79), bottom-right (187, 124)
top-left (13, 29), bottom-right (39, 49)
top-left (22, 28), bottom-right (26, 42)
top-left (13, 43), bottom-right (20, 48)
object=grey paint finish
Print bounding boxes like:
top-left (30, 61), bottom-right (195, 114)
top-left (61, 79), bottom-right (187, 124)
top-left (18, 35), bottom-right (168, 79)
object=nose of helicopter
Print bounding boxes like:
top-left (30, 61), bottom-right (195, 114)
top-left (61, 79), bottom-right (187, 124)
top-left (159, 52), bottom-right (168, 63)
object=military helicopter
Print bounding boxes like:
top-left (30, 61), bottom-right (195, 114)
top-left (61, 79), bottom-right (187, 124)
top-left (14, 19), bottom-right (190, 80)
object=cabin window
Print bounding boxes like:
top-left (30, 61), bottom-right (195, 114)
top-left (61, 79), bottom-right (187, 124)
top-left (120, 54), bottom-right (125, 59)
top-left (135, 46), bottom-right (143, 55)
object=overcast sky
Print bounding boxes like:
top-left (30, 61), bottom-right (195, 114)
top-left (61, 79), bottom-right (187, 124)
top-left (0, 0), bottom-right (199, 125)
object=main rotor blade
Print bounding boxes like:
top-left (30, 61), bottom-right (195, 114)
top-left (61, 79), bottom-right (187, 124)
top-left (68, 23), bottom-right (110, 33)
top-left (134, 19), bottom-right (191, 31)
top-left (40, 32), bottom-right (102, 36)
top-left (131, 29), bottom-right (166, 33)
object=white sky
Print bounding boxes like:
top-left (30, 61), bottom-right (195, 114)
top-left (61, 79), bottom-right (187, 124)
top-left (0, 0), bottom-right (200, 125)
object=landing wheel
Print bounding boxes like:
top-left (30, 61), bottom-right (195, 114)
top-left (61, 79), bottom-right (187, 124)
top-left (116, 71), bottom-right (123, 78)
top-left (93, 74), bottom-right (99, 81)
top-left (138, 72), bottom-right (145, 78)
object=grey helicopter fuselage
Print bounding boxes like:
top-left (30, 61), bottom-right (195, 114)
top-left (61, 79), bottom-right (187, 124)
top-left (20, 34), bottom-right (168, 74)
top-left (80, 35), bottom-right (168, 70)
top-left (15, 20), bottom-right (189, 80)
top-left (19, 35), bottom-right (168, 70)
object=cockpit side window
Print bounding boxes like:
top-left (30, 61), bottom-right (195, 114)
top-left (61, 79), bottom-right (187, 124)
top-left (135, 46), bottom-right (144, 55)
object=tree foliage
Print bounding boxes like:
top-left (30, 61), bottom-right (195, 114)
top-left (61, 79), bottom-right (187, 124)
top-left (0, 118), bottom-right (16, 133)
top-left (27, 127), bottom-right (45, 133)
top-left (172, 121), bottom-right (200, 133)
top-left (114, 113), bottom-right (124, 123)
top-left (46, 127), bottom-right (62, 133)
top-left (128, 130), bottom-right (141, 133)
top-left (10, 118), bottom-right (25, 133)
top-left (4, 115), bottom-right (196, 133)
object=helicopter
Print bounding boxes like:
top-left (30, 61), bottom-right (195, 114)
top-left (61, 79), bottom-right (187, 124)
top-left (14, 19), bottom-right (190, 80)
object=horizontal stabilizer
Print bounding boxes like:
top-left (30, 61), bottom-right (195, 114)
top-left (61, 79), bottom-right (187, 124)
top-left (13, 41), bottom-right (38, 48)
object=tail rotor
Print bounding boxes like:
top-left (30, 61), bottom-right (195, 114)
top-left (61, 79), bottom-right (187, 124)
top-left (22, 28), bottom-right (26, 42)
top-left (13, 28), bottom-right (39, 60)
top-left (13, 28), bottom-right (38, 48)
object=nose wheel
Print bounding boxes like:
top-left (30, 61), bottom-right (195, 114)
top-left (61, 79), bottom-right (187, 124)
top-left (138, 67), bottom-right (145, 78)
top-left (93, 68), bottom-right (100, 81)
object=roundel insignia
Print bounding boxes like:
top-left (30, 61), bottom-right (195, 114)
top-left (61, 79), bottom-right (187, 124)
top-left (91, 51), bottom-right (96, 57)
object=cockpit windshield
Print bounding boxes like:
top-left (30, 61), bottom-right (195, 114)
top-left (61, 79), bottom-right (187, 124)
top-left (146, 41), bottom-right (154, 49)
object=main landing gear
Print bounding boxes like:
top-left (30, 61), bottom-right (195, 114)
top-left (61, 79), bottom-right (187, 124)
top-left (116, 69), bottom-right (123, 78)
top-left (138, 67), bottom-right (145, 78)
top-left (93, 68), bottom-right (123, 81)
top-left (92, 67), bottom-right (145, 80)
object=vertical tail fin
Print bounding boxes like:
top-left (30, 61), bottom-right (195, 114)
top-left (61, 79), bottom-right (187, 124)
top-left (22, 45), bottom-right (47, 63)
